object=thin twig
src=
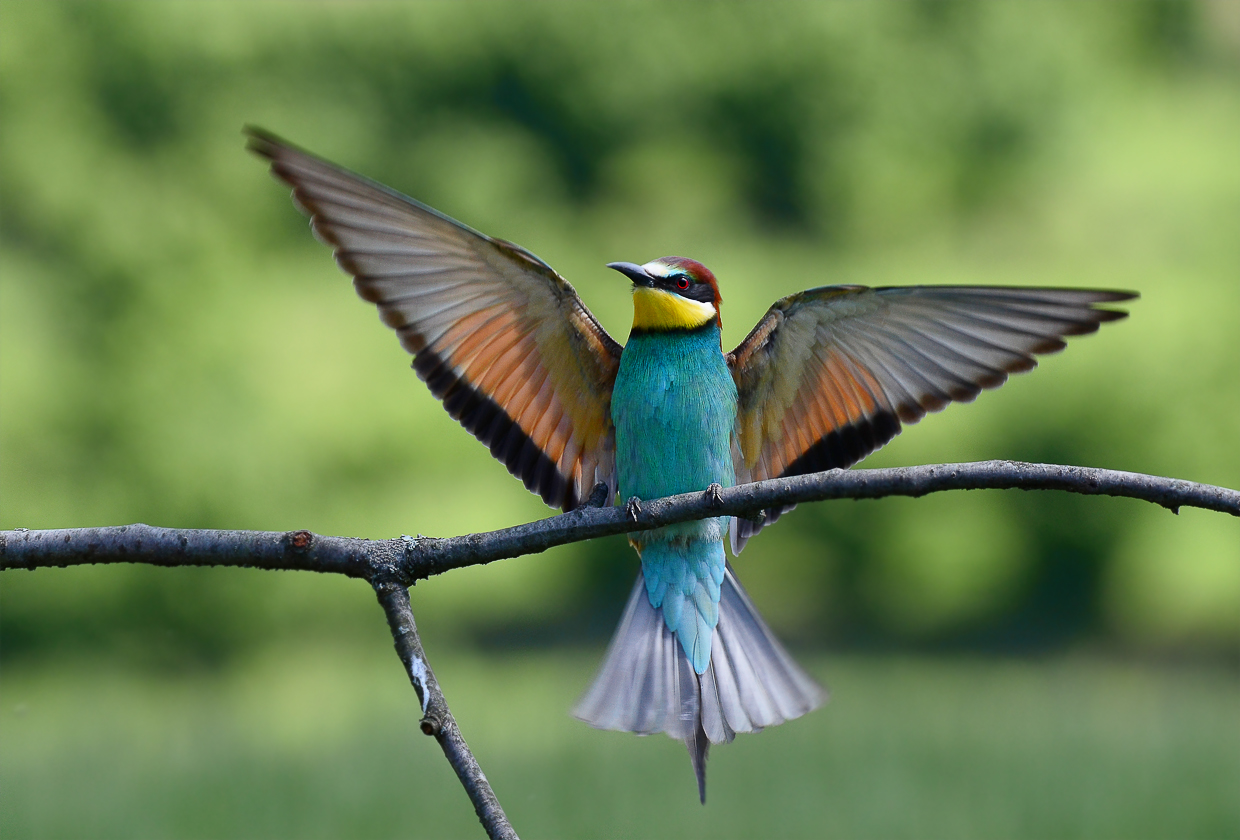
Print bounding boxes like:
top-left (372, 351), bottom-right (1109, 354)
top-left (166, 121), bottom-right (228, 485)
top-left (373, 581), bottom-right (518, 840)
top-left (0, 526), bottom-right (386, 577)
top-left (3, 461), bottom-right (1236, 582)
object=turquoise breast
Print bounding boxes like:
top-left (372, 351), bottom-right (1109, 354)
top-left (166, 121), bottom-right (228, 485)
top-left (612, 323), bottom-right (738, 524)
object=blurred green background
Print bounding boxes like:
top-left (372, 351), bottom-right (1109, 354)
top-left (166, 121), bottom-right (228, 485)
top-left (2, 2), bottom-right (1238, 837)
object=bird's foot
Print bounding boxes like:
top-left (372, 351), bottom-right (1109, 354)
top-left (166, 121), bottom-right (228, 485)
top-left (585, 482), bottom-right (610, 508)
top-left (625, 496), bottom-right (643, 522)
top-left (704, 483), bottom-right (724, 508)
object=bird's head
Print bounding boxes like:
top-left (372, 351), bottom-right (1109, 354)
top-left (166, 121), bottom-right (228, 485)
top-left (607, 257), bottom-right (722, 334)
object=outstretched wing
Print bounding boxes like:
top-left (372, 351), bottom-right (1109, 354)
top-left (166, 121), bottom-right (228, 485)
top-left (248, 128), bottom-right (622, 511)
top-left (727, 284), bottom-right (1136, 551)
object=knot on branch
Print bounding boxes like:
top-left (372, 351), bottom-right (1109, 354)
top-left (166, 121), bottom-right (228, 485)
top-left (285, 530), bottom-right (314, 552)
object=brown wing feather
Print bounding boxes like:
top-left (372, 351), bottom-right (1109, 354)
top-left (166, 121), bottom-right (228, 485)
top-left (728, 284), bottom-right (1136, 551)
top-left (247, 128), bottom-right (621, 510)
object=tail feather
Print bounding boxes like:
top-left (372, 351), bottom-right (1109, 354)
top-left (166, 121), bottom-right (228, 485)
top-left (687, 722), bottom-right (709, 804)
top-left (573, 564), bottom-right (825, 801)
top-left (714, 566), bottom-right (827, 724)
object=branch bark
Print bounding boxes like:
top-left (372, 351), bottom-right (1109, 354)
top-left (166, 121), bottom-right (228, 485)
top-left (4, 461), bottom-right (1236, 582)
top-left (373, 580), bottom-right (518, 840)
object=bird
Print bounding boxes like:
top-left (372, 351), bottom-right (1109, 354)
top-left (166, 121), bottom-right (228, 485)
top-left (246, 127), bottom-right (1136, 803)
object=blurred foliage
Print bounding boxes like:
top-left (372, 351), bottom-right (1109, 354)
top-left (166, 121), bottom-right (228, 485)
top-left (2, 0), bottom-right (1240, 669)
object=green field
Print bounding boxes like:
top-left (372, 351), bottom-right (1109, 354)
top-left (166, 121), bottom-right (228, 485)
top-left (2, 646), bottom-right (1236, 839)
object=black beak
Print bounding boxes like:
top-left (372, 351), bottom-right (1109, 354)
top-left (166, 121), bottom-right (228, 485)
top-left (606, 261), bottom-right (655, 287)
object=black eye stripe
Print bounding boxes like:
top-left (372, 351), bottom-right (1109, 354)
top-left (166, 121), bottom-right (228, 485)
top-left (654, 273), bottom-right (713, 303)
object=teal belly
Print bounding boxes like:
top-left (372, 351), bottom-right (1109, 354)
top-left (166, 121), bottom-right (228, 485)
top-left (612, 324), bottom-right (737, 673)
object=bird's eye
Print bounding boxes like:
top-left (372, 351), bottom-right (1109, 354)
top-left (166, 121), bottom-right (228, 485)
top-left (676, 277), bottom-right (691, 291)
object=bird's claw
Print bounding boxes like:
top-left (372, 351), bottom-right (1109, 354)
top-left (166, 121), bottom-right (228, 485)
top-left (625, 496), bottom-right (643, 522)
top-left (705, 483), bottom-right (724, 508)
top-left (585, 482), bottom-right (610, 508)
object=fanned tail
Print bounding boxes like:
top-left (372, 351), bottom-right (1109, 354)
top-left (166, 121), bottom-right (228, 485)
top-left (573, 564), bottom-right (826, 803)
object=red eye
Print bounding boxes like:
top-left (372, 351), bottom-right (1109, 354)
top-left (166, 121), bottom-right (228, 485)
top-left (676, 277), bottom-right (691, 290)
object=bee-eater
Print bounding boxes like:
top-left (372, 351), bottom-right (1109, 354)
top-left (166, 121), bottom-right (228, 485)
top-left (247, 128), bottom-right (1135, 802)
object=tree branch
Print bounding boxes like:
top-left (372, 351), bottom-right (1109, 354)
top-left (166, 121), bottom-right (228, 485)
top-left (373, 580), bottom-right (518, 840)
top-left (4, 461), bottom-right (1236, 582)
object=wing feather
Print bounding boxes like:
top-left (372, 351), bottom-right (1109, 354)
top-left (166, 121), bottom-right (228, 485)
top-left (248, 127), bottom-right (621, 510)
top-left (728, 284), bottom-right (1135, 551)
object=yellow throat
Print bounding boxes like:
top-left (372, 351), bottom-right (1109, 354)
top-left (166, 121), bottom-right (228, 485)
top-left (631, 286), bottom-right (716, 332)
